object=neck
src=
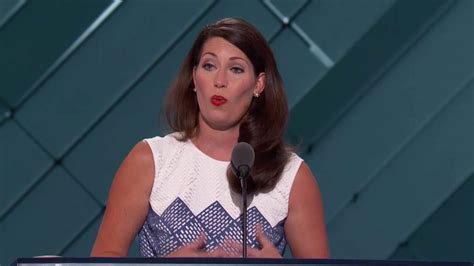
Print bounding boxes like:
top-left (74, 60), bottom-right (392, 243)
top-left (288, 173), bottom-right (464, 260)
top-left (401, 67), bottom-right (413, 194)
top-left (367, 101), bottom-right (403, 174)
top-left (192, 117), bottom-right (239, 161)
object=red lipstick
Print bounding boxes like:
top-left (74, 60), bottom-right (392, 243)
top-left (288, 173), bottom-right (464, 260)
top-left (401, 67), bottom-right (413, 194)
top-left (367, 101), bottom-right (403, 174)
top-left (211, 95), bottom-right (227, 106)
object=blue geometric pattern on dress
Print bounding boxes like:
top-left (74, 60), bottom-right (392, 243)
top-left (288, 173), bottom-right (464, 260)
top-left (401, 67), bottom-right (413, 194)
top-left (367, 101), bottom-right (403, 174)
top-left (139, 198), bottom-right (287, 257)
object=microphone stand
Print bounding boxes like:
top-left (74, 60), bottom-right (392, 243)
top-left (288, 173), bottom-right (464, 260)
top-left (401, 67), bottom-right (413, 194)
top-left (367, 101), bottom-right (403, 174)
top-left (231, 141), bottom-right (254, 259)
top-left (240, 174), bottom-right (248, 258)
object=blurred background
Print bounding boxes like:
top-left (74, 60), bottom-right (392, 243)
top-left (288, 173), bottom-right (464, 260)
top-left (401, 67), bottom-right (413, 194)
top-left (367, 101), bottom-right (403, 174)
top-left (0, 0), bottom-right (473, 264)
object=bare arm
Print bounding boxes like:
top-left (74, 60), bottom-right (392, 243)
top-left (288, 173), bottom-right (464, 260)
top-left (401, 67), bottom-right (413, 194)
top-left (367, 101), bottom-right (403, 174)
top-left (285, 162), bottom-right (330, 258)
top-left (91, 141), bottom-right (155, 256)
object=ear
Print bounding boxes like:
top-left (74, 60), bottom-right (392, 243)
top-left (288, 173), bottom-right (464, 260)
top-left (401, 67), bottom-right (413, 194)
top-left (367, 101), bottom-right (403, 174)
top-left (254, 72), bottom-right (265, 95)
top-left (192, 66), bottom-right (197, 86)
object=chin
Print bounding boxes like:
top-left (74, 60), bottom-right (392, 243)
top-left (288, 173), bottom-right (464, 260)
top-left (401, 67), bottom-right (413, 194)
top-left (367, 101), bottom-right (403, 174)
top-left (200, 112), bottom-right (240, 131)
top-left (210, 121), bottom-right (236, 131)
top-left (209, 117), bottom-right (240, 131)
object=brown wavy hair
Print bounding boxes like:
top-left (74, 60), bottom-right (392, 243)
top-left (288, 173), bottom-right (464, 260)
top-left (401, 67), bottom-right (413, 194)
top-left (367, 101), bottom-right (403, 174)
top-left (164, 18), bottom-right (291, 194)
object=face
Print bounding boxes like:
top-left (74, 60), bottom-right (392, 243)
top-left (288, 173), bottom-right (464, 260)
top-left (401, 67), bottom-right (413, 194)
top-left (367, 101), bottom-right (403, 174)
top-left (193, 37), bottom-right (265, 131)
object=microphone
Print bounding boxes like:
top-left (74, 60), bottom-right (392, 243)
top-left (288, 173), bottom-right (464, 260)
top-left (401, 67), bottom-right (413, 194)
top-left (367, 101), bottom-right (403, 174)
top-left (231, 142), bottom-right (255, 179)
top-left (230, 142), bottom-right (254, 258)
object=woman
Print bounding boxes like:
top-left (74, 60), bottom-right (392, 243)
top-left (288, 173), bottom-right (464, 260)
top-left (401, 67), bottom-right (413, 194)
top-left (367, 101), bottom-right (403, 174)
top-left (91, 18), bottom-right (329, 258)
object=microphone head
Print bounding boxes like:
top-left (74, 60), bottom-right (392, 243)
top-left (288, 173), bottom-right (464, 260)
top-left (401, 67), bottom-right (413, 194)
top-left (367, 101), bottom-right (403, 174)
top-left (231, 142), bottom-right (255, 177)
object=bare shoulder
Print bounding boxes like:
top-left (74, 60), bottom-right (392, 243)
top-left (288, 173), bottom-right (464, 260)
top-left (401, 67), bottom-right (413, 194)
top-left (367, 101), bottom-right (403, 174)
top-left (125, 141), bottom-right (154, 169)
top-left (292, 162), bottom-right (316, 190)
top-left (285, 162), bottom-right (330, 258)
top-left (111, 140), bottom-right (155, 199)
top-left (288, 162), bottom-right (321, 215)
top-left (91, 140), bottom-right (155, 256)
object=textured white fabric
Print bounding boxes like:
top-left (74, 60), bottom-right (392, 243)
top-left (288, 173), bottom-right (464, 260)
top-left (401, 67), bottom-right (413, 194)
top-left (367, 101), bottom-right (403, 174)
top-left (138, 133), bottom-right (303, 256)
top-left (143, 133), bottom-right (303, 227)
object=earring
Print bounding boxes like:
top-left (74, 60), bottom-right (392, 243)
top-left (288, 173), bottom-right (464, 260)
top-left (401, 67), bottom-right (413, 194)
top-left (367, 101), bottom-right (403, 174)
top-left (193, 87), bottom-right (197, 92)
top-left (254, 92), bottom-right (260, 98)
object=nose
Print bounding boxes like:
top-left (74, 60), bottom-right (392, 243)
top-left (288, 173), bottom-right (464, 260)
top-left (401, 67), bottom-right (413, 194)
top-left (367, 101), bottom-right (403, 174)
top-left (214, 69), bottom-right (227, 88)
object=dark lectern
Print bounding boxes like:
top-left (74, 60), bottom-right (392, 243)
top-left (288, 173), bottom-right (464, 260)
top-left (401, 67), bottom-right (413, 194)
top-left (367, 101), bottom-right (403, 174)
top-left (12, 257), bottom-right (470, 266)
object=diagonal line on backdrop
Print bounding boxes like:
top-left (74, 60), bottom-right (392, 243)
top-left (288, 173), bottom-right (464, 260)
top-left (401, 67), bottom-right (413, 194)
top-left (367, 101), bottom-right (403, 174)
top-left (0, 119), bottom-right (104, 221)
top-left (310, 0), bottom-right (459, 224)
top-left (262, 0), bottom-right (333, 68)
top-left (290, 22), bottom-right (334, 68)
top-left (290, 0), bottom-right (457, 155)
top-left (12, 0), bottom-right (123, 110)
top-left (327, 70), bottom-right (474, 226)
top-left (55, 0), bottom-right (218, 160)
top-left (262, 0), bottom-right (311, 43)
top-left (261, 0), bottom-right (293, 25)
top-left (57, 207), bottom-right (105, 255)
top-left (0, 0), bottom-right (218, 222)
top-left (0, 153), bottom-right (55, 222)
top-left (0, 98), bottom-right (13, 127)
top-left (0, 0), bottom-right (27, 31)
top-left (387, 172), bottom-right (474, 259)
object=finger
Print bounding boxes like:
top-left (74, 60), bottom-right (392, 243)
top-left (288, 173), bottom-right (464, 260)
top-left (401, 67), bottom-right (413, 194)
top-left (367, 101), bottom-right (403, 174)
top-left (222, 238), bottom-right (241, 249)
top-left (209, 247), bottom-right (235, 258)
top-left (246, 246), bottom-right (262, 257)
top-left (208, 247), bottom-right (225, 257)
top-left (255, 224), bottom-right (272, 248)
top-left (221, 240), bottom-right (262, 258)
top-left (220, 239), bottom-right (241, 256)
top-left (189, 233), bottom-right (207, 249)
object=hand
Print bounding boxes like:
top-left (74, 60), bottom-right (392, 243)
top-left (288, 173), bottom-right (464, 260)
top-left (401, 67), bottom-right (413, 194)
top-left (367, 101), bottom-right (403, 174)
top-left (166, 233), bottom-right (239, 258)
top-left (247, 224), bottom-right (282, 258)
top-left (221, 224), bottom-right (282, 258)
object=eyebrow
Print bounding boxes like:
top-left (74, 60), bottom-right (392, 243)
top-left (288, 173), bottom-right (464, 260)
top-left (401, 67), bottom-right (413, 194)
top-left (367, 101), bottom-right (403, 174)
top-left (202, 52), bottom-right (248, 62)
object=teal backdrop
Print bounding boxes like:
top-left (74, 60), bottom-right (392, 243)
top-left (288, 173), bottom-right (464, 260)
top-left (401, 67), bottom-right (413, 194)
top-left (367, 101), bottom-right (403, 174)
top-left (0, 0), bottom-right (473, 264)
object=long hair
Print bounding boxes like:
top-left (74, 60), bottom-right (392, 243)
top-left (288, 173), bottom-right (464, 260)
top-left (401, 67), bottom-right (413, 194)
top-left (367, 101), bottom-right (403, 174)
top-left (164, 18), bottom-right (291, 194)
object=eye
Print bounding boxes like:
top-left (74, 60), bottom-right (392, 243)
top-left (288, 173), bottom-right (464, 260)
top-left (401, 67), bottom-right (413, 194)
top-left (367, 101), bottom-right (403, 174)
top-left (202, 63), bottom-right (215, 71)
top-left (231, 66), bottom-right (244, 74)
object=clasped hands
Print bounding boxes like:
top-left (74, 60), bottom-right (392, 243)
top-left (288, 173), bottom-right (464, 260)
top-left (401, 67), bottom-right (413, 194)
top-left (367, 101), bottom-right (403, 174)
top-left (167, 225), bottom-right (281, 258)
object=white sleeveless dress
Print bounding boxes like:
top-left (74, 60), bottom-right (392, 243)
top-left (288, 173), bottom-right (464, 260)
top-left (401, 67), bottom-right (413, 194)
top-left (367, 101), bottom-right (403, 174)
top-left (138, 133), bottom-right (303, 257)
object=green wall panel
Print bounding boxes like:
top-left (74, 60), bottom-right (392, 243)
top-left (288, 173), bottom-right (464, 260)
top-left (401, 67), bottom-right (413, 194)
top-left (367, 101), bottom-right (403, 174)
top-left (0, 0), bottom-right (111, 107)
top-left (327, 75), bottom-right (474, 259)
top-left (0, 0), bottom-right (20, 20)
top-left (302, 0), bottom-right (473, 260)
top-left (288, 0), bottom-right (454, 149)
top-left (0, 120), bottom-right (53, 218)
top-left (0, 0), bottom-right (25, 27)
top-left (272, 28), bottom-right (326, 107)
top-left (390, 173), bottom-right (474, 261)
top-left (268, 0), bottom-right (308, 19)
top-left (406, 174), bottom-right (474, 261)
top-left (189, 0), bottom-right (281, 40)
top-left (295, 0), bottom-right (396, 61)
top-left (304, 0), bottom-right (473, 223)
top-left (0, 101), bottom-right (9, 125)
top-left (61, 59), bottom-right (166, 204)
top-left (60, 211), bottom-right (140, 257)
top-left (2, 166), bottom-right (102, 265)
top-left (389, 245), bottom-right (418, 261)
top-left (13, 0), bottom-right (210, 159)
top-left (61, 214), bottom-right (102, 257)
